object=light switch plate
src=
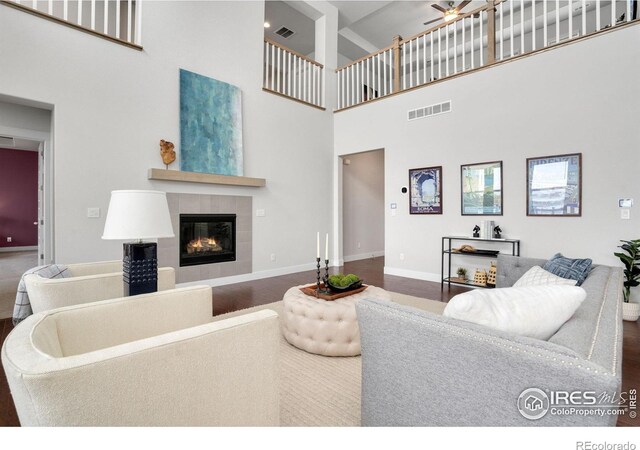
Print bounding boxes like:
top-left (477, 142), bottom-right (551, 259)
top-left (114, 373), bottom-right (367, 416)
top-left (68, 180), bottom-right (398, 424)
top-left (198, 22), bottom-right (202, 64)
top-left (621, 209), bottom-right (630, 220)
top-left (87, 207), bottom-right (100, 218)
top-left (256, 209), bottom-right (265, 217)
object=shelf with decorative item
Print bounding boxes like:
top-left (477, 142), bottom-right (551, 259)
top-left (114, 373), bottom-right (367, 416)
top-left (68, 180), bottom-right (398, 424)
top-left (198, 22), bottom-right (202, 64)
top-left (148, 168), bottom-right (266, 187)
top-left (441, 236), bottom-right (520, 291)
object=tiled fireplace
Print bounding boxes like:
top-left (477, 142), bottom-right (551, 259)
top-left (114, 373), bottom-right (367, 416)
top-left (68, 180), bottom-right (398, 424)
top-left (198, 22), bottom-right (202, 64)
top-left (159, 193), bottom-right (252, 283)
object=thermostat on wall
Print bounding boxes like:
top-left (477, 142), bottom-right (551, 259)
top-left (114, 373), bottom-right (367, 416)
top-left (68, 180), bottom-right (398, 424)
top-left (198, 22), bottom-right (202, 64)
top-left (619, 198), bottom-right (633, 208)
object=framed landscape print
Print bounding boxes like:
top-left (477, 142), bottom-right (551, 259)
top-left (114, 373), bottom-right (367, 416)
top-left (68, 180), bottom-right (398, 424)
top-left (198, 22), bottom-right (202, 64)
top-left (527, 153), bottom-right (582, 216)
top-left (409, 166), bottom-right (442, 214)
top-left (461, 161), bottom-right (503, 215)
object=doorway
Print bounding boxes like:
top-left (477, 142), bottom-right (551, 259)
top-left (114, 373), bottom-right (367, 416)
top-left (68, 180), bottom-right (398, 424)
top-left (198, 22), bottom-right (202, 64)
top-left (340, 149), bottom-right (385, 263)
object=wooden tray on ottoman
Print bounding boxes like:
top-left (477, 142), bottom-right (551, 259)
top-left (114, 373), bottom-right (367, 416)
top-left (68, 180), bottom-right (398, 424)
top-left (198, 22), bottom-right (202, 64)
top-left (299, 284), bottom-right (368, 301)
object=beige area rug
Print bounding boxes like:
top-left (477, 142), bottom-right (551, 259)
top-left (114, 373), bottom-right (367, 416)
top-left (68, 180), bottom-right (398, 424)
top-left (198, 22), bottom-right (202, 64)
top-left (214, 290), bottom-right (446, 427)
top-left (0, 251), bottom-right (38, 319)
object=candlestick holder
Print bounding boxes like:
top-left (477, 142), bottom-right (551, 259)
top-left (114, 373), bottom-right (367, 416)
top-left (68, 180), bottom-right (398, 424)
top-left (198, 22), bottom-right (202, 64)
top-left (316, 257), bottom-right (322, 296)
top-left (322, 259), bottom-right (330, 289)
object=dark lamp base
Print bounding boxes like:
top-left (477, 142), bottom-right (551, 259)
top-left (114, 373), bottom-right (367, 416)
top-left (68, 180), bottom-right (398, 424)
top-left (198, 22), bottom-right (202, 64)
top-left (123, 242), bottom-right (158, 296)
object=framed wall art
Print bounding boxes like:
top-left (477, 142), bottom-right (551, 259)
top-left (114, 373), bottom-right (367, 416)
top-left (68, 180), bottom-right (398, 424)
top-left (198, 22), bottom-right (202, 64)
top-left (409, 166), bottom-right (442, 214)
top-left (526, 153), bottom-right (582, 216)
top-left (461, 161), bottom-right (503, 215)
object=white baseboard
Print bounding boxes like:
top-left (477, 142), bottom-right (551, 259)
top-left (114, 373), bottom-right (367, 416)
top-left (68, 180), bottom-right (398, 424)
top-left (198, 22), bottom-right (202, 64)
top-left (343, 251), bottom-right (385, 263)
top-left (177, 261), bottom-right (324, 288)
top-left (0, 246), bottom-right (37, 253)
top-left (383, 266), bottom-right (441, 283)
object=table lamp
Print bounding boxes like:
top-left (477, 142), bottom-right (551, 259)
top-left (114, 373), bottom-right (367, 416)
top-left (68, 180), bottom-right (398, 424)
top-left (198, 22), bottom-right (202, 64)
top-left (102, 190), bottom-right (174, 296)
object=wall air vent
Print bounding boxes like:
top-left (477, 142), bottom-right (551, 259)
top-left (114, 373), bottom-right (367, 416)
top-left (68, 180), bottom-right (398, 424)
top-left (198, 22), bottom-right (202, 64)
top-left (274, 26), bottom-right (295, 39)
top-left (407, 100), bottom-right (451, 121)
top-left (0, 136), bottom-right (16, 147)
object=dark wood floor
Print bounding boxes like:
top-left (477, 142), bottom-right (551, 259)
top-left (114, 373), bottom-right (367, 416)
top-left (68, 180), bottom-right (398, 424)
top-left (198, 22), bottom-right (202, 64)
top-left (0, 257), bottom-right (638, 426)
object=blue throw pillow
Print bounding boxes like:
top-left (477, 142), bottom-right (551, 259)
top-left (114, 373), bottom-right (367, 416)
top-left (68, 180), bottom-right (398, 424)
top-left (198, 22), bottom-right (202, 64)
top-left (543, 253), bottom-right (592, 286)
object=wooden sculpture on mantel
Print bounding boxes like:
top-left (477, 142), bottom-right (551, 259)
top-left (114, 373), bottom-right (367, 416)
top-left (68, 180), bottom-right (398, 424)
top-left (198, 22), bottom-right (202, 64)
top-left (159, 139), bottom-right (176, 169)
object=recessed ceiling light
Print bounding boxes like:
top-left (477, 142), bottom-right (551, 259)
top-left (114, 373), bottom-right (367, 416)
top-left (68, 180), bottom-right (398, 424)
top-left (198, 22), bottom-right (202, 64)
top-left (264, 22), bottom-right (270, 28)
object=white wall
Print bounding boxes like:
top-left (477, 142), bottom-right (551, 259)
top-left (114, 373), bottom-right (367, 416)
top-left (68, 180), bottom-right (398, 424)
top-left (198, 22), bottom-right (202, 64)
top-left (342, 149), bottom-right (384, 261)
top-left (0, 1), bottom-right (334, 276)
top-left (334, 25), bottom-right (640, 280)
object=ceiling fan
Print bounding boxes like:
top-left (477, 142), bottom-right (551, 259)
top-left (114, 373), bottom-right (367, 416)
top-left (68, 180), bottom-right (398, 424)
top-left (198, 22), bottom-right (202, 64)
top-left (424, 1), bottom-right (472, 26)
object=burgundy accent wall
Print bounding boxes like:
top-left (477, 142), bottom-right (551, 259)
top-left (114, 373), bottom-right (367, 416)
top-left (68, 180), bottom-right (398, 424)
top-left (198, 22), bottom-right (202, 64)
top-left (0, 148), bottom-right (38, 248)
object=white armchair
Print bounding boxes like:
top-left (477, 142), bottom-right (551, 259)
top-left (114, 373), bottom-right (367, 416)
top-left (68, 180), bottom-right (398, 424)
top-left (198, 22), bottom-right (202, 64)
top-left (1, 286), bottom-right (280, 426)
top-left (24, 260), bottom-right (175, 313)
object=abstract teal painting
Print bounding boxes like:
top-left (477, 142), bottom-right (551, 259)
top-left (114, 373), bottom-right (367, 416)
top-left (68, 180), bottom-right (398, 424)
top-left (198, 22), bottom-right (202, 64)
top-left (180, 69), bottom-right (243, 176)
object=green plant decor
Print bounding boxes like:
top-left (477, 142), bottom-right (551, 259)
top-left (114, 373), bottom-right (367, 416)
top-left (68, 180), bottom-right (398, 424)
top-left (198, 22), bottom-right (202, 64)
top-left (456, 267), bottom-right (467, 279)
top-left (328, 273), bottom-right (360, 287)
top-left (614, 239), bottom-right (640, 302)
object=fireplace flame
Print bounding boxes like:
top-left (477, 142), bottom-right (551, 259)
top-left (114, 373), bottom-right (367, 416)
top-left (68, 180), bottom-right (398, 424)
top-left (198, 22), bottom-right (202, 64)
top-left (186, 237), bottom-right (222, 254)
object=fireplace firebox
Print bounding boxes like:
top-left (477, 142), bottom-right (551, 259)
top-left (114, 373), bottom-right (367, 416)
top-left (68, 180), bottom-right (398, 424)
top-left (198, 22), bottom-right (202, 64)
top-left (179, 214), bottom-right (236, 267)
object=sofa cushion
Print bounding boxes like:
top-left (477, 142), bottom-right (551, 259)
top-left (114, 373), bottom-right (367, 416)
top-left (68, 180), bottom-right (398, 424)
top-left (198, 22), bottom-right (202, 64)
top-left (543, 253), bottom-right (592, 286)
top-left (443, 285), bottom-right (586, 340)
top-left (514, 265), bottom-right (578, 287)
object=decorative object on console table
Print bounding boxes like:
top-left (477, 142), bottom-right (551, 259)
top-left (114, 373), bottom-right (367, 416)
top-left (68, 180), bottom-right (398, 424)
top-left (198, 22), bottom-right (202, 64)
top-left (481, 220), bottom-right (494, 239)
top-left (486, 262), bottom-right (497, 287)
top-left (473, 269), bottom-right (487, 286)
top-left (472, 225), bottom-right (480, 238)
top-left (159, 139), bottom-right (176, 169)
top-left (493, 226), bottom-right (502, 239)
top-left (527, 153), bottom-right (581, 216)
top-left (461, 161), bottom-right (503, 216)
top-left (102, 190), bottom-right (174, 296)
top-left (455, 267), bottom-right (467, 282)
top-left (409, 166), bottom-right (442, 214)
top-left (614, 238), bottom-right (640, 321)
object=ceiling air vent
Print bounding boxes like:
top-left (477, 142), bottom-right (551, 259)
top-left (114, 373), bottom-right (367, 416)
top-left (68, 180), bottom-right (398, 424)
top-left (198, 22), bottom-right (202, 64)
top-left (0, 136), bottom-right (16, 147)
top-left (274, 26), bottom-right (295, 39)
top-left (407, 100), bottom-right (452, 122)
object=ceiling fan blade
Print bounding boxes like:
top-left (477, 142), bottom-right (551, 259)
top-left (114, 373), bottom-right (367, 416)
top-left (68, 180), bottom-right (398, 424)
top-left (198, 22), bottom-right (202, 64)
top-left (423, 17), bottom-right (443, 25)
top-left (455, 0), bottom-right (472, 12)
top-left (431, 4), bottom-right (448, 13)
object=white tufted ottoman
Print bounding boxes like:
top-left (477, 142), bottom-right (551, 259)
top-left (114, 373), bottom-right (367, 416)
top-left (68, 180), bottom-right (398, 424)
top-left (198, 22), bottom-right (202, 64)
top-left (281, 285), bottom-right (391, 356)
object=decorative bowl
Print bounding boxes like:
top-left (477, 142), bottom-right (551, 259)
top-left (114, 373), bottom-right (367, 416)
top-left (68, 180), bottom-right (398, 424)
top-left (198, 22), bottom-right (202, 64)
top-left (327, 279), bottom-right (363, 292)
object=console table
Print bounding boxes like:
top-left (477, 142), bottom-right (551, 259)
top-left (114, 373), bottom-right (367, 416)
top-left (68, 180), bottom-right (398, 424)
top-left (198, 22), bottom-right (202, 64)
top-left (441, 236), bottom-right (520, 291)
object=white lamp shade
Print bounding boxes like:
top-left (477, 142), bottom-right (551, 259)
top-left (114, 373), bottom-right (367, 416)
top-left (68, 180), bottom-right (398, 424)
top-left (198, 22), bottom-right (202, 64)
top-left (102, 190), bottom-right (175, 240)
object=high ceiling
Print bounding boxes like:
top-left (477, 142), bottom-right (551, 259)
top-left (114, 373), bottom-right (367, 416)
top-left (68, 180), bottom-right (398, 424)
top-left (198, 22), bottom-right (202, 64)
top-left (264, 1), bottom-right (487, 64)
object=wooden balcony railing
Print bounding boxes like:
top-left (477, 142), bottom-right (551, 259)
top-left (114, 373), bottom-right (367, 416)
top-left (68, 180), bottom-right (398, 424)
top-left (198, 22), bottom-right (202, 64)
top-left (263, 39), bottom-right (325, 110)
top-left (2, 0), bottom-right (142, 49)
top-left (336, 0), bottom-right (638, 111)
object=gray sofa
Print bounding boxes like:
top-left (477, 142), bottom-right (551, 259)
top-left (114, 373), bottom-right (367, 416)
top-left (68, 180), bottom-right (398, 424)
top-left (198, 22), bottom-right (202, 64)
top-left (356, 254), bottom-right (624, 426)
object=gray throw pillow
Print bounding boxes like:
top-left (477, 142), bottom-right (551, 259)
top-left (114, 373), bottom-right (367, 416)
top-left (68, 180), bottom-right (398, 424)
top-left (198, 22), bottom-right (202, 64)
top-left (542, 253), bottom-right (592, 286)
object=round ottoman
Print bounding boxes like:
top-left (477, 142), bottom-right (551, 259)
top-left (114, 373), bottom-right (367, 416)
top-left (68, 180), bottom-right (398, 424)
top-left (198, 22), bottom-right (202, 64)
top-left (281, 285), bottom-right (391, 356)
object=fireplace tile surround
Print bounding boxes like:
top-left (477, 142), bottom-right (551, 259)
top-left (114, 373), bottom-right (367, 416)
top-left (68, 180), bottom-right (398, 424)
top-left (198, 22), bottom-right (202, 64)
top-left (158, 193), bottom-right (252, 283)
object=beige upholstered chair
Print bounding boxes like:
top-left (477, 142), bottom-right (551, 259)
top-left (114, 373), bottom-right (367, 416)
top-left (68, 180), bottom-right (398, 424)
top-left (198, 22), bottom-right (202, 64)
top-left (2, 286), bottom-right (280, 426)
top-left (24, 260), bottom-right (175, 313)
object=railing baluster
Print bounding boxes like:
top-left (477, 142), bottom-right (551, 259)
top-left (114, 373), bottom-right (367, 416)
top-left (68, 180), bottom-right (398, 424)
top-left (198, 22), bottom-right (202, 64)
top-left (356, 61), bottom-right (360, 103)
top-left (462, 17), bottom-right (466, 71)
top-left (48, 0), bottom-right (52, 15)
top-left (104, 0), bottom-right (109, 35)
top-left (596, 0), bottom-right (601, 31)
top-left (422, 34), bottom-right (427, 84)
top-left (430, 31), bottom-right (434, 80)
top-left (521, 0), bottom-right (525, 54)
top-left (532, 0), bottom-right (536, 50)
top-left (611, 0), bottom-right (616, 27)
top-left (276, 46), bottom-right (281, 93)
top-left (388, 49), bottom-right (393, 94)
top-left (453, 21), bottom-right (457, 74)
top-left (402, 40), bottom-right (407, 90)
top-left (582, 0), bottom-right (587, 35)
top-left (510, 0), bottom-right (514, 57)
top-left (270, 44), bottom-right (275, 91)
top-left (90, 0), bottom-right (95, 30)
top-left (77, 0), bottom-right (82, 25)
top-left (127, 0), bottom-right (132, 43)
top-left (499, 2), bottom-right (503, 59)
top-left (438, 28), bottom-right (442, 79)
top-left (116, 0), bottom-right (120, 39)
top-left (543, 0), bottom-right (547, 47)
top-left (135, 0), bottom-right (142, 46)
top-left (627, 0), bottom-right (632, 22)
top-left (470, 14), bottom-right (475, 68)
top-left (445, 25), bottom-right (449, 76)
top-left (409, 38), bottom-right (413, 88)
top-left (568, 0), bottom-right (573, 40)
top-left (556, 0), bottom-right (560, 43)
top-left (480, 10), bottom-right (484, 66)
top-left (263, 42), bottom-right (268, 89)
